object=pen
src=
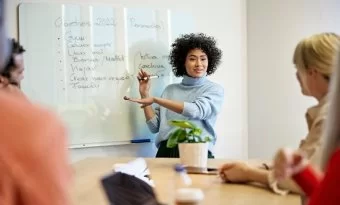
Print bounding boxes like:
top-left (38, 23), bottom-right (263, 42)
top-left (131, 139), bottom-right (151, 143)
top-left (137, 75), bottom-right (159, 81)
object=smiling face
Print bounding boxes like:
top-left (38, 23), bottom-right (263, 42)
top-left (184, 48), bottom-right (208, 78)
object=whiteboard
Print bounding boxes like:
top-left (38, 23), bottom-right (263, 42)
top-left (18, 3), bottom-right (195, 148)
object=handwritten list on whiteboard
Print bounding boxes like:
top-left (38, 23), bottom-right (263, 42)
top-left (19, 3), bottom-right (195, 147)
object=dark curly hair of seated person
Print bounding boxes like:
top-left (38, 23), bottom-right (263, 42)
top-left (169, 33), bottom-right (222, 77)
top-left (1, 38), bottom-right (25, 79)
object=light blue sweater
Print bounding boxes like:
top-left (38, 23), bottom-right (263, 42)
top-left (146, 75), bottom-right (224, 152)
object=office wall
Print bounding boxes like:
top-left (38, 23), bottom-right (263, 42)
top-left (247, 0), bottom-right (340, 159)
top-left (7, 0), bottom-right (248, 162)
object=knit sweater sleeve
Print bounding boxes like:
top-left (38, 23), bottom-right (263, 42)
top-left (182, 85), bottom-right (224, 120)
top-left (145, 106), bottom-right (160, 133)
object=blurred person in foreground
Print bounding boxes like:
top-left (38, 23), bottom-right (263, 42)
top-left (0, 1), bottom-right (72, 205)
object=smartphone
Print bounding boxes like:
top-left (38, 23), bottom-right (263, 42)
top-left (185, 166), bottom-right (218, 175)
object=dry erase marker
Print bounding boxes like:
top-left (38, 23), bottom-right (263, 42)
top-left (138, 75), bottom-right (159, 81)
top-left (131, 139), bottom-right (151, 143)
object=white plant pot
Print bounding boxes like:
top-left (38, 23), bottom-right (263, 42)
top-left (178, 143), bottom-right (208, 168)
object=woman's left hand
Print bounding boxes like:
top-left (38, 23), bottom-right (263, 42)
top-left (219, 162), bottom-right (252, 183)
top-left (124, 96), bottom-right (154, 108)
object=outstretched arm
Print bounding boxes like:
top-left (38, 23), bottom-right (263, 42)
top-left (124, 85), bottom-right (224, 120)
top-left (124, 96), bottom-right (184, 114)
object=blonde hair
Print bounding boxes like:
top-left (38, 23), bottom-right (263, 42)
top-left (293, 32), bottom-right (340, 79)
top-left (321, 47), bottom-right (340, 169)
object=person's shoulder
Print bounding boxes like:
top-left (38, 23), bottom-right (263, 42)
top-left (0, 91), bottom-right (63, 131)
top-left (163, 83), bottom-right (182, 91)
top-left (306, 99), bottom-right (329, 128)
top-left (0, 83), bottom-right (28, 99)
top-left (204, 80), bottom-right (224, 93)
top-left (0, 91), bottom-right (65, 154)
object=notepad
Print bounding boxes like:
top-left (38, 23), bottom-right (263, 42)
top-left (113, 158), bottom-right (154, 187)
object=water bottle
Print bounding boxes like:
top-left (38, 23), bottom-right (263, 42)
top-left (174, 164), bottom-right (192, 188)
top-left (173, 164), bottom-right (204, 205)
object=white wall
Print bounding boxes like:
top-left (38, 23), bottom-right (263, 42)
top-left (7, 0), bottom-right (248, 161)
top-left (7, 0), bottom-right (340, 162)
top-left (247, 0), bottom-right (340, 159)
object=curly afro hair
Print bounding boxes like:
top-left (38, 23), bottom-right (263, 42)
top-left (169, 33), bottom-right (222, 77)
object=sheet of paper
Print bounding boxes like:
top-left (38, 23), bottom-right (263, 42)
top-left (113, 158), bottom-right (154, 187)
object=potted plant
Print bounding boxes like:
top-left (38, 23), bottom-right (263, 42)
top-left (167, 120), bottom-right (212, 168)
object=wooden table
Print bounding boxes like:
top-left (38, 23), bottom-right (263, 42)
top-left (71, 157), bottom-right (300, 205)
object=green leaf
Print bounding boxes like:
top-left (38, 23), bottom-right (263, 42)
top-left (167, 129), bottom-right (186, 148)
top-left (187, 135), bottom-right (195, 143)
top-left (203, 136), bottom-right (212, 142)
top-left (168, 120), bottom-right (197, 129)
top-left (167, 133), bottom-right (178, 148)
top-left (191, 128), bottom-right (202, 136)
top-left (177, 129), bottom-right (187, 143)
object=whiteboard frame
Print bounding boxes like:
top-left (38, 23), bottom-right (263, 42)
top-left (69, 141), bottom-right (132, 149)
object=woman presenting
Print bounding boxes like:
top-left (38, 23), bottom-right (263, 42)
top-left (125, 33), bottom-right (224, 158)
